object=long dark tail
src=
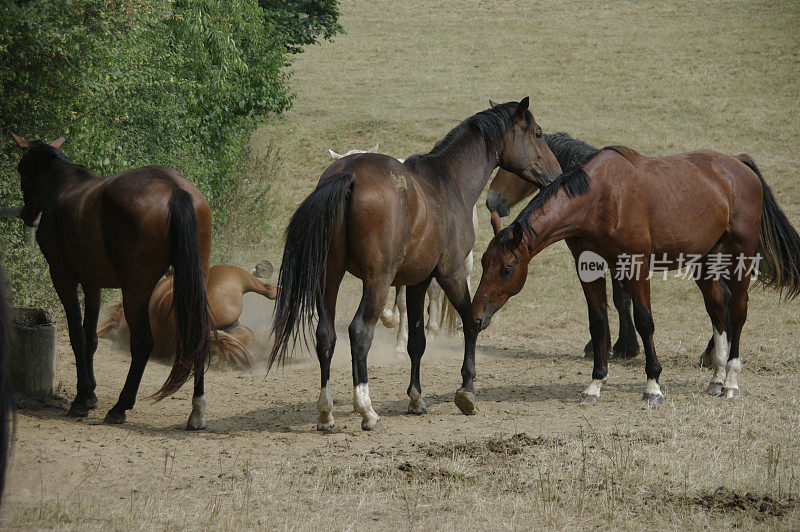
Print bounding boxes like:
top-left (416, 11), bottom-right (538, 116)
top-left (268, 172), bottom-right (354, 370)
top-left (151, 189), bottom-right (213, 401)
top-left (0, 265), bottom-right (15, 502)
top-left (739, 155), bottom-right (800, 299)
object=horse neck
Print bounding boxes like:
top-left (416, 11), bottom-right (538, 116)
top-left (523, 191), bottom-right (591, 257)
top-left (423, 134), bottom-right (497, 208)
top-left (36, 159), bottom-right (82, 210)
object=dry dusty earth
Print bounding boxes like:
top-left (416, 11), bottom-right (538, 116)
top-left (2, 286), bottom-right (800, 529)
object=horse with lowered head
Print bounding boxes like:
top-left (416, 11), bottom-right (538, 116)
top-left (486, 131), bottom-right (640, 359)
top-left (270, 99), bottom-right (562, 431)
top-left (12, 134), bottom-right (213, 430)
top-left (473, 144), bottom-right (800, 406)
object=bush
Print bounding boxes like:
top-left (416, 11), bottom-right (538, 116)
top-left (0, 0), bottom-right (341, 308)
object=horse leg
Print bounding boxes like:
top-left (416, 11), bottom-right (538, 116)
top-left (579, 277), bottom-right (609, 403)
top-left (696, 278), bottom-right (728, 396)
top-left (350, 278), bottom-right (390, 431)
top-left (722, 272), bottom-right (751, 399)
top-left (436, 273), bottom-right (477, 415)
top-left (104, 290), bottom-right (153, 424)
top-left (316, 267), bottom-right (344, 432)
top-left (379, 287), bottom-right (399, 328)
top-left (425, 281), bottom-right (441, 336)
top-left (583, 281), bottom-right (612, 359)
top-left (395, 286), bottom-right (408, 354)
top-left (627, 278), bottom-right (665, 404)
top-left (405, 280), bottom-right (431, 414)
top-left (700, 277), bottom-right (731, 368)
top-left (51, 273), bottom-right (91, 417)
top-left (81, 284), bottom-right (102, 409)
top-left (611, 277), bottom-right (639, 358)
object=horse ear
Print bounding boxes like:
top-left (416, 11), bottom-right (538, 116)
top-left (49, 136), bottom-right (66, 150)
top-left (515, 97), bottom-right (530, 116)
top-left (329, 149), bottom-right (343, 160)
top-left (510, 220), bottom-right (524, 245)
top-left (490, 210), bottom-right (502, 235)
top-left (368, 143), bottom-right (379, 153)
top-left (488, 100), bottom-right (498, 108)
top-left (11, 132), bottom-right (32, 151)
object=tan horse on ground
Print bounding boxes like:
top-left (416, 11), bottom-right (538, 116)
top-left (99, 262), bottom-right (277, 368)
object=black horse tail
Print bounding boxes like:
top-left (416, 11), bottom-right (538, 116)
top-left (739, 155), bottom-right (800, 299)
top-left (268, 172), bottom-right (355, 371)
top-left (151, 189), bottom-right (213, 401)
top-left (0, 265), bottom-right (15, 502)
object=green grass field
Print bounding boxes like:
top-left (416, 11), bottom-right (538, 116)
top-left (5, 1), bottom-right (800, 529)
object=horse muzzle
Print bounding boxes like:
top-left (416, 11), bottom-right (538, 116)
top-left (485, 191), bottom-right (510, 217)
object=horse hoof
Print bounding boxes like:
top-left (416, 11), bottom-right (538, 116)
top-left (361, 418), bottom-right (385, 431)
top-left (407, 400), bottom-right (427, 415)
top-left (186, 417), bottom-right (206, 431)
top-left (706, 382), bottom-right (724, 396)
top-left (642, 393), bottom-right (664, 405)
top-left (723, 387), bottom-right (739, 399)
top-left (316, 421), bottom-right (336, 432)
top-left (67, 402), bottom-right (89, 418)
top-left (103, 409), bottom-right (126, 424)
top-left (454, 389), bottom-right (476, 415)
top-left (581, 394), bottom-right (599, 405)
top-left (613, 341), bottom-right (640, 359)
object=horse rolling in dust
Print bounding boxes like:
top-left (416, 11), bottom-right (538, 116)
top-left (11, 134), bottom-right (213, 430)
top-left (472, 145), bottom-right (800, 405)
top-left (270, 99), bottom-right (562, 431)
top-left (98, 262), bottom-right (277, 368)
top-left (486, 131), bottom-right (641, 360)
top-left (328, 145), bottom-right (478, 352)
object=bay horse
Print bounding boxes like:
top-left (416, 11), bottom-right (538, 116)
top-left (98, 262), bottom-right (277, 368)
top-left (486, 131), bottom-right (640, 359)
top-left (270, 99), bottom-right (562, 430)
top-left (11, 134), bottom-right (213, 429)
top-left (329, 146), bottom-right (477, 351)
top-left (472, 146), bottom-right (800, 406)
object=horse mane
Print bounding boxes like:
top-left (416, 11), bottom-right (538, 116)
top-left (602, 145), bottom-right (641, 163)
top-left (404, 102), bottom-right (518, 173)
top-left (544, 132), bottom-right (600, 171)
top-left (27, 142), bottom-right (74, 166)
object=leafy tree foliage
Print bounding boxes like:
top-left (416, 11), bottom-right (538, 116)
top-left (0, 0), bottom-right (341, 307)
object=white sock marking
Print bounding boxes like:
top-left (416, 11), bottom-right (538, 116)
top-left (711, 329), bottom-right (728, 385)
top-left (317, 381), bottom-right (334, 427)
top-left (724, 358), bottom-right (742, 390)
top-left (353, 383), bottom-right (380, 427)
top-left (645, 378), bottom-right (662, 397)
top-left (583, 379), bottom-right (604, 397)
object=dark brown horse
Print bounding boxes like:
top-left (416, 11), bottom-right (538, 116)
top-left (486, 132), bottom-right (640, 359)
top-left (472, 146), bottom-right (800, 405)
top-left (12, 134), bottom-right (213, 429)
top-left (269, 99), bottom-right (562, 430)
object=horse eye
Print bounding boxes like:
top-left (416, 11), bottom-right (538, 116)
top-left (535, 129), bottom-right (542, 138)
top-left (502, 264), bottom-right (514, 278)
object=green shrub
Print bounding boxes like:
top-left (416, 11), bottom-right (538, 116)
top-left (0, 0), bottom-right (340, 309)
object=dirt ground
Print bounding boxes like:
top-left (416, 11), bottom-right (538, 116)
top-left (2, 284), bottom-right (800, 529)
top-left (3, 0), bottom-right (800, 529)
